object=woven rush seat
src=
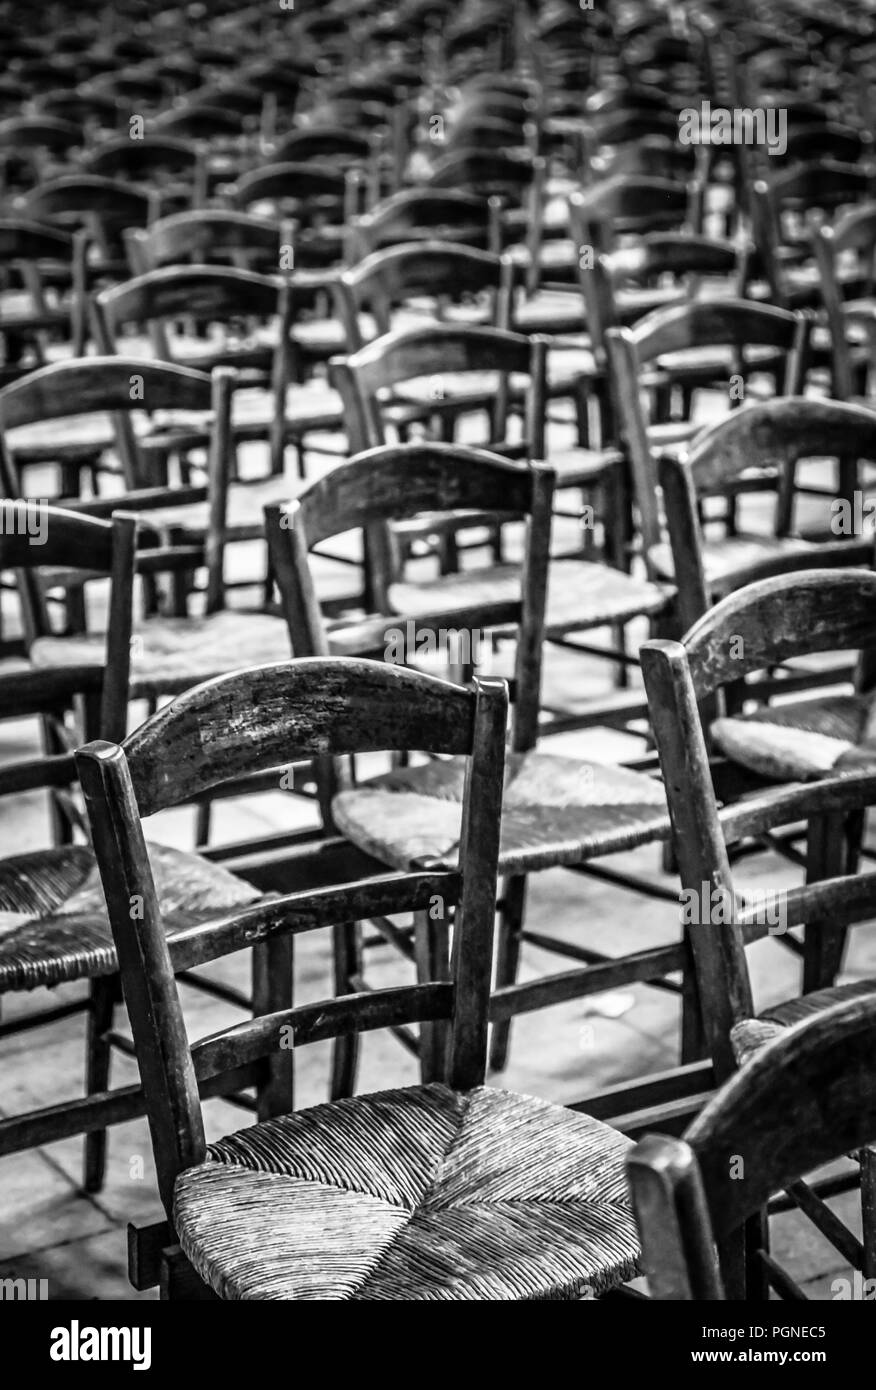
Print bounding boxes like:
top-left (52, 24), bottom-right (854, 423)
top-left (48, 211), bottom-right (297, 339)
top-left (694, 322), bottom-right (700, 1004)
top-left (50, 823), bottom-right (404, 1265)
top-left (333, 749), bottom-right (669, 873)
top-left (513, 284), bottom-right (683, 336)
top-left (711, 692), bottom-right (876, 782)
top-left (30, 609), bottom-right (288, 698)
top-left (0, 840), bottom-right (258, 992)
top-left (646, 343), bottom-right (787, 381)
top-left (136, 382), bottom-right (345, 453)
top-left (173, 1082), bottom-right (639, 1300)
top-left (731, 981), bottom-right (876, 1066)
top-left (388, 557), bottom-right (672, 640)
top-left (648, 532), bottom-right (816, 587)
top-left (134, 473), bottom-right (302, 539)
top-left (7, 413), bottom-right (119, 462)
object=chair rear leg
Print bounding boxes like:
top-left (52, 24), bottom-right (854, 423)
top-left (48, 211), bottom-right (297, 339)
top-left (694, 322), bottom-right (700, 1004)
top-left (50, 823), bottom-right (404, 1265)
top-left (803, 811), bottom-right (854, 993)
top-left (330, 920), bottom-right (363, 1100)
top-left (252, 934), bottom-right (295, 1119)
top-left (83, 973), bottom-right (121, 1192)
top-left (414, 906), bottom-right (451, 1083)
top-left (861, 1146), bottom-right (876, 1281)
top-left (489, 874), bottom-right (527, 1073)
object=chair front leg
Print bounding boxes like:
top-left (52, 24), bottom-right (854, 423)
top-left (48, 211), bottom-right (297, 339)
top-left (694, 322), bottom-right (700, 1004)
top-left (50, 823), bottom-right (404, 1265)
top-left (83, 973), bottom-right (121, 1192)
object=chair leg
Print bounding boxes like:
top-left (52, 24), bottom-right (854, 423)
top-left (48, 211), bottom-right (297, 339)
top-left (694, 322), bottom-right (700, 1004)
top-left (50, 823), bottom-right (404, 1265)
top-left (489, 874), bottom-right (527, 1073)
top-left (195, 801), bottom-right (212, 848)
top-left (803, 812), bottom-right (851, 993)
top-left (83, 974), bottom-right (120, 1193)
top-left (680, 940), bottom-right (707, 1064)
top-left (861, 1146), bottom-right (876, 1281)
top-left (329, 921), bottom-right (363, 1101)
top-left (414, 907), bottom-right (451, 1083)
top-left (252, 934), bottom-right (295, 1120)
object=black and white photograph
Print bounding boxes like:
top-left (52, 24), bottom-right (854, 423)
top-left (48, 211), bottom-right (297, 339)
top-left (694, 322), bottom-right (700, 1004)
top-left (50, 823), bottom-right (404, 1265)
top-left (2, 0), bottom-right (876, 1344)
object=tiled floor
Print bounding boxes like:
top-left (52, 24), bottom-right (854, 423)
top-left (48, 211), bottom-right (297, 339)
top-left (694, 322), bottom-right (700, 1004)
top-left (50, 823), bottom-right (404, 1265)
top-left (0, 429), bottom-right (872, 1299)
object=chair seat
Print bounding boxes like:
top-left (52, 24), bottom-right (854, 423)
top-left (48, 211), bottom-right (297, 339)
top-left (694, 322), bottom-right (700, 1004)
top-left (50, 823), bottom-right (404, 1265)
top-left (547, 344), bottom-right (600, 391)
top-left (333, 748), bottom-right (669, 873)
top-left (711, 692), bottom-right (876, 782)
top-left (0, 840), bottom-right (258, 992)
top-left (30, 609), bottom-right (289, 698)
top-left (392, 371), bottom-right (530, 413)
top-left (647, 344), bottom-right (786, 381)
top-left (7, 413), bottom-right (119, 463)
top-left (139, 473), bottom-right (302, 539)
top-left (137, 383), bottom-right (345, 452)
top-left (389, 557), bottom-right (671, 639)
top-left (174, 1082), bottom-right (639, 1300)
top-left (649, 532), bottom-right (816, 586)
top-left (731, 981), bottom-right (876, 1066)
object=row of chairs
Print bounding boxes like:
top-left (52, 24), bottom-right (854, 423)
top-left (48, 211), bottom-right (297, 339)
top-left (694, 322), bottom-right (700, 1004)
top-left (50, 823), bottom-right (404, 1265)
top-left (5, 0), bottom-right (876, 1300)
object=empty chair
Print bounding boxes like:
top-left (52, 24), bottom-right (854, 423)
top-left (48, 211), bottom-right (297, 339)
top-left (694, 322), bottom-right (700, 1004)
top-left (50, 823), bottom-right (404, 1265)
top-left (77, 656), bottom-right (642, 1301)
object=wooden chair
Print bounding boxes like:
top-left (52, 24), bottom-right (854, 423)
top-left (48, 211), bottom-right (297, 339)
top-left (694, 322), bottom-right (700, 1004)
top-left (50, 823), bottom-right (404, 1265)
top-left (605, 298), bottom-right (811, 596)
top-left (266, 443), bottom-right (688, 1094)
top-left (77, 656), bottom-right (642, 1301)
top-left (23, 174), bottom-right (153, 355)
top-left (125, 209), bottom-right (292, 278)
top-left (0, 502), bottom-right (278, 1188)
top-left (229, 162), bottom-right (355, 271)
top-left (656, 396), bottom-right (876, 635)
top-left (82, 135), bottom-right (207, 214)
top-left (0, 354), bottom-right (224, 506)
top-left (91, 264), bottom-right (343, 478)
top-left (0, 116), bottom-right (83, 195)
top-left (332, 316), bottom-right (648, 591)
top-left (811, 201), bottom-right (876, 400)
top-left (0, 219), bottom-right (74, 385)
top-left (639, 580), bottom-right (876, 1290)
top-left (629, 991), bottom-right (876, 1298)
top-left (349, 188), bottom-right (498, 260)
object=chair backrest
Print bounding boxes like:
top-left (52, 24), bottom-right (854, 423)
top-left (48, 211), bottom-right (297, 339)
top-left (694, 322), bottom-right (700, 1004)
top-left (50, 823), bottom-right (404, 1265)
top-left (92, 265), bottom-right (291, 398)
top-left (350, 189), bottom-right (496, 258)
top-left (230, 162), bottom-right (349, 221)
top-left (82, 135), bottom-right (202, 183)
top-left (23, 175), bottom-right (153, 251)
top-left (0, 504), bottom-right (136, 748)
top-left (0, 355), bottom-right (229, 499)
top-left (657, 396), bottom-right (876, 629)
top-left (811, 201), bottom-right (876, 399)
top-left (76, 658), bottom-right (508, 1213)
top-left (629, 990), bottom-right (876, 1297)
top-left (272, 126), bottom-right (372, 166)
top-left (641, 568), bottom-right (876, 1075)
top-left (579, 233), bottom-right (743, 363)
top-left (129, 210), bottom-right (288, 274)
top-left (0, 218), bottom-right (73, 265)
top-left (569, 176), bottom-right (694, 256)
top-left (334, 241), bottom-right (514, 350)
top-left (329, 322), bottom-right (547, 457)
top-left (266, 442), bottom-right (554, 757)
top-left (605, 298), bottom-right (809, 561)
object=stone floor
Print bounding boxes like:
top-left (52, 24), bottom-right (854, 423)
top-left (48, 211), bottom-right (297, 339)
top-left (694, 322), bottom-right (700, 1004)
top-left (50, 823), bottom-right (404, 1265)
top-left (0, 418), bottom-right (872, 1300)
